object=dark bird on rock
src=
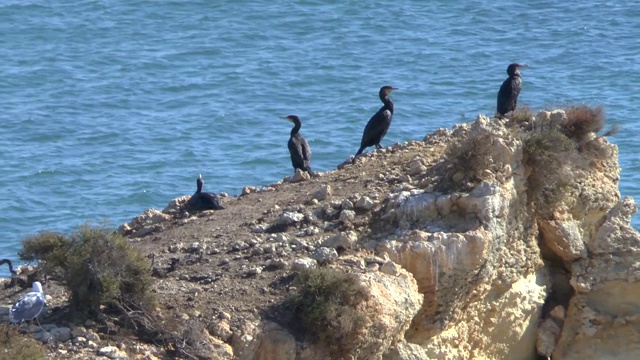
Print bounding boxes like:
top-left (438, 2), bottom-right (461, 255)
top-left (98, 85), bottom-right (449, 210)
top-left (187, 174), bottom-right (224, 211)
top-left (497, 63), bottom-right (527, 117)
top-left (356, 86), bottom-right (398, 156)
top-left (281, 115), bottom-right (312, 174)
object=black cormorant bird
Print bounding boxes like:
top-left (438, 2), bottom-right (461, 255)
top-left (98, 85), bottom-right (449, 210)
top-left (281, 115), bottom-right (312, 173)
top-left (187, 174), bottom-right (224, 211)
top-left (356, 86), bottom-right (398, 156)
top-left (497, 63), bottom-right (527, 116)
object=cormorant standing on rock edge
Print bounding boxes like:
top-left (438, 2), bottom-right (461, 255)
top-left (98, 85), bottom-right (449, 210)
top-left (497, 63), bottom-right (527, 117)
top-left (187, 174), bottom-right (224, 211)
top-left (356, 86), bottom-right (398, 156)
top-left (281, 115), bottom-right (312, 174)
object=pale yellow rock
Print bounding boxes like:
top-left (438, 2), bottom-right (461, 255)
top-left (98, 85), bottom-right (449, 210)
top-left (538, 219), bottom-right (587, 261)
top-left (152, 111), bottom-right (640, 360)
top-left (237, 321), bottom-right (297, 360)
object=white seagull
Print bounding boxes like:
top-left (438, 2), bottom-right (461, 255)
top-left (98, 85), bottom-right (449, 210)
top-left (9, 281), bottom-right (46, 325)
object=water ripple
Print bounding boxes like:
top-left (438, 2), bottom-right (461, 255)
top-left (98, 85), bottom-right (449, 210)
top-left (1, 0), bottom-right (639, 275)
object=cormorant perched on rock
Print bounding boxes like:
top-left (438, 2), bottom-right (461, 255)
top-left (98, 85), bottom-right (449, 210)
top-left (281, 115), bottom-right (312, 173)
top-left (356, 86), bottom-right (398, 156)
top-left (187, 174), bottom-right (224, 211)
top-left (497, 63), bottom-right (527, 117)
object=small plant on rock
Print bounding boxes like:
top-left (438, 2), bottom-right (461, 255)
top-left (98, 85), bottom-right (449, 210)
top-left (285, 268), bottom-right (369, 353)
top-left (562, 105), bottom-right (604, 141)
top-left (508, 105), bottom-right (535, 127)
top-left (523, 124), bottom-right (577, 217)
top-left (436, 129), bottom-right (498, 192)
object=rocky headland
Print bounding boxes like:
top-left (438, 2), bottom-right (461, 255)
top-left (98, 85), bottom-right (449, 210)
top-left (2, 108), bottom-right (638, 360)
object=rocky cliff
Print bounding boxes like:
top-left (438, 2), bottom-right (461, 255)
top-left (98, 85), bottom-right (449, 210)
top-left (221, 109), bottom-right (636, 360)
top-left (3, 109), bottom-right (637, 360)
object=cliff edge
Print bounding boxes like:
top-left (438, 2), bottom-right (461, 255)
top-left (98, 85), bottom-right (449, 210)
top-left (2, 108), bottom-right (636, 360)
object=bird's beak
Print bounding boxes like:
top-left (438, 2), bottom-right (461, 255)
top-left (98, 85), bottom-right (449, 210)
top-left (199, 174), bottom-right (202, 179)
top-left (519, 64), bottom-right (529, 69)
top-left (280, 116), bottom-right (293, 122)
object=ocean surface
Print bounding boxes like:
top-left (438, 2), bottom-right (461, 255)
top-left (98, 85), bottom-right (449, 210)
top-left (1, 1), bottom-right (639, 276)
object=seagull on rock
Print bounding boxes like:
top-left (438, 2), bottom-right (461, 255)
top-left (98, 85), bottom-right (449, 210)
top-left (10, 281), bottom-right (46, 325)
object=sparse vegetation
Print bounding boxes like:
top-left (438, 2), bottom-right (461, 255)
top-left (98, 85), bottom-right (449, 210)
top-left (0, 324), bottom-right (46, 360)
top-left (20, 224), bottom-right (154, 314)
top-left (284, 268), bottom-right (369, 353)
top-left (508, 105), bottom-right (535, 127)
top-left (436, 129), bottom-right (498, 192)
top-left (523, 115), bottom-right (578, 217)
top-left (562, 105), bottom-right (604, 141)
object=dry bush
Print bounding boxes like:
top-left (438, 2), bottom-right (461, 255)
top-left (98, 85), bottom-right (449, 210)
top-left (523, 127), bottom-right (576, 216)
top-left (508, 105), bottom-right (535, 127)
top-left (0, 323), bottom-right (46, 360)
top-left (563, 105), bottom-right (604, 141)
top-left (436, 130), bottom-right (497, 192)
top-left (20, 224), bottom-right (154, 314)
top-left (285, 268), bottom-right (369, 353)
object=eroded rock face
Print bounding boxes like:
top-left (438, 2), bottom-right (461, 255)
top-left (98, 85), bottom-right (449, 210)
top-left (118, 111), bottom-right (637, 360)
top-left (237, 269), bottom-right (421, 360)
top-left (365, 116), bottom-right (545, 359)
top-left (552, 197), bottom-right (640, 359)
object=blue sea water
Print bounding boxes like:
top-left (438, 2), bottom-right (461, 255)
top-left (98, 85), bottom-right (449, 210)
top-left (1, 1), bottom-right (639, 276)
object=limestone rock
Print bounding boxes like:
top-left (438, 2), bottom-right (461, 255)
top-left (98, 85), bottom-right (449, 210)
top-left (407, 159), bottom-right (427, 176)
top-left (321, 231), bottom-right (358, 250)
top-left (287, 169), bottom-right (311, 183)
top-left (380, 261), bottom-right (399, 276)
top-left (338, 209), bottom-right (356, 222)
top-left (162, 195), bottom-right (190, 214)
top-left (277, 212), bottom-right (304, 225)
top-left (242, 186), bottom-right (258, 195)
top-left (355, 195), bottom-right (375, 210)
top-left (208, 320), bottom-right (233, 342)
top-left (98, 346), bottom-right (128, 360)
top-left (238, 269), bottom-right (422, 360)
top-left (537, 317), bottom-right (561, 357)
top-left (50, 327), bottom-right (72, 342)
top-left (310, 247), bottom-right (338, 264)
top-left (292, 258), bottom-right (318, 271)
top-left (539, 219), bottom-right (587, 261)
top-left (237, 321), bottom-right (296, 360)
top-left (120, 208), bottom-right (171, 235)
top-left (314, 185), bottom-right (331, 201)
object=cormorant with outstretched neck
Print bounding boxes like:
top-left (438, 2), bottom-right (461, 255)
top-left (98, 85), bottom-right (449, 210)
top-left (497, 63), bottom-right (527, 116)
top-left (281, 115), bottom-right (312, 173)
top-left (356, 86), bottom-right (398, 156)
top-left (187, 174), bottom-right (224, 211)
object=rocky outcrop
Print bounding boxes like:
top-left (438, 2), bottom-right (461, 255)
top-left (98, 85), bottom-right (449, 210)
top-left (240, 111), bottom-right (637, 359)
top-left (238, 268), bottom-right (422, 360)
top-left (11, 109), bottom-right (634, 360)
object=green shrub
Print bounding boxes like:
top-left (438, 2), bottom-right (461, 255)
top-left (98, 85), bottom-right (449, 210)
top-left (20, 224), bottom-right (154, 314)
top-left (0, 323), bottom-right (46, 360)
top-left (285, 268), bottom-right (369, 352)
top-left (18, 232), bottom-right (66, 263)
top-left (524, 130), bottom-right (574, 167)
